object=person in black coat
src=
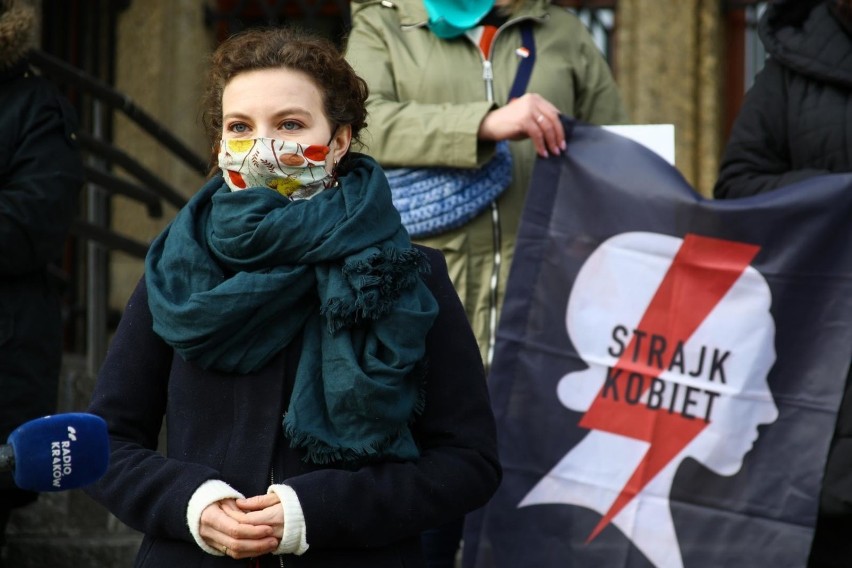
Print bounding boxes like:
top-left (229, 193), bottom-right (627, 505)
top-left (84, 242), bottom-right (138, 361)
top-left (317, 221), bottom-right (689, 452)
top-left (0, 0), bottom-right (84, 561)
top-left (714, 1), bottom-right (852, 566)
top-left (83, 27), bottom-right (501, 567)
top-left (714, 0), bottom-right (852, 199)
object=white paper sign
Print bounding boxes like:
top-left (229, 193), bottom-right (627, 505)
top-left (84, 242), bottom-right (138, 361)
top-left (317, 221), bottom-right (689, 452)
top-left (603, 124), bottom-right (676, 165)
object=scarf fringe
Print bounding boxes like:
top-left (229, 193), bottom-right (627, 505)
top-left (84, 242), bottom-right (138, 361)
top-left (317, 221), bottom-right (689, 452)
top-left (285, 359), bottom-right (429, 465)
top-left (284, 422), bottom-right (407, 465)
top-left (322, 246), bottom-right (431, 333)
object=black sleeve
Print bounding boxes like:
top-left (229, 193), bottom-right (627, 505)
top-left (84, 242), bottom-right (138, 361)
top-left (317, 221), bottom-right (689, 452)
top-left (714, 58), bottom-right (829, 200)
top-left (84, 279), bottom-right (221, 542)
top-left (0, 77), bottom-right (84, 274)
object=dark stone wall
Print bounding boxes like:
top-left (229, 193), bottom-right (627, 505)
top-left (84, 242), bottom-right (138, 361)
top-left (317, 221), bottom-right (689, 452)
top-left (5, 491), bottom-right (142, 568)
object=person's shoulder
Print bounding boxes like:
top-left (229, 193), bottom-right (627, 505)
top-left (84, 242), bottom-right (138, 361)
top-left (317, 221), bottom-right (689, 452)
top-left (0, 61), bottom-right (82, 143)
top-left (0, 64), bottom-right (64, 128)
top-left (123, 275), bottom-right (151, 314)
top-left (535, 4), bottom-right (603, 45)
top-left (540, 3), bottom-right (588, 26)
top-left (1, 61), bottom-right (66, 106)
top-left (350, 0), bottom-right (384, 11)
top-left (536, 0), bottom-right (583, 22)
top-left (350, 0), bottom-right (403, 15)
top-left (351, 0), bottom-right (426, 24)
top-left (0, 60), bottom-right (42, 91)
top-left (414, 244), bottom-right (447, 272)
top-left (413, 244), bottom-right (450, 287)
top-left (412, 245), bottom-right (460, 309)
top-left (22, 74), bottom-right (64, 106)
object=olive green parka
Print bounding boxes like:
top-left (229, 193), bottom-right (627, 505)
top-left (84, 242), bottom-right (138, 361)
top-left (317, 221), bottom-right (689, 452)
top-left (346, 0), bottom-right (628, 366)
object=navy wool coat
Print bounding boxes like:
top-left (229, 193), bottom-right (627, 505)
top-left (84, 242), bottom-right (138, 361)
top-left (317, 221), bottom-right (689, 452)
top-left (85, 246), bottom-right (501, 567)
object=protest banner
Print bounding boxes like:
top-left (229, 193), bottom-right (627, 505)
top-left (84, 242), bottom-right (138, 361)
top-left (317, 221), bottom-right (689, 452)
top-left (464, 120), bottom-right (852, 568)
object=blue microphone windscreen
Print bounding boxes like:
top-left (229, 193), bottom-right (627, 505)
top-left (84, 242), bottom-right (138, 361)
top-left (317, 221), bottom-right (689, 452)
top-left (7, 413), bottom-right (109, 492)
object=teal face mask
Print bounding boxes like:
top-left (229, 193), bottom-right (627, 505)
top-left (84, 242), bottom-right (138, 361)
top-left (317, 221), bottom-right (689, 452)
top-left (423, 0), bottom-right (494, 39)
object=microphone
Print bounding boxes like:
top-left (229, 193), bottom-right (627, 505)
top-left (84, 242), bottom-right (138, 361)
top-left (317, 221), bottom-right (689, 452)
top-left (2, 413), bottom-right (109, 492)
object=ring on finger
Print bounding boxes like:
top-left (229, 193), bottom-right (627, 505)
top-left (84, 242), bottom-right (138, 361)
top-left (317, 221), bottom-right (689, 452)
top-left (536, 114), bottom-right (545, 124)
top-left (222, 545), bottom-right (229, 555)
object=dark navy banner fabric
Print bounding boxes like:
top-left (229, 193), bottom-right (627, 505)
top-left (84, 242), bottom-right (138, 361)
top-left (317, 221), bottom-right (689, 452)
top-left (464, 120), bottom-right (852, 568)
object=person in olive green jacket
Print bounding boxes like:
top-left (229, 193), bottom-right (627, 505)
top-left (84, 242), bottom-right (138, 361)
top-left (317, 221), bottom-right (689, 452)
top-left (346, 0), bottom-right (629, 371)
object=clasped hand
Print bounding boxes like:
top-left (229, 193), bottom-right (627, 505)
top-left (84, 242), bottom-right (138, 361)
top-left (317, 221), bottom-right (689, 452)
top-left (200, 493), bottom-right (284, 560)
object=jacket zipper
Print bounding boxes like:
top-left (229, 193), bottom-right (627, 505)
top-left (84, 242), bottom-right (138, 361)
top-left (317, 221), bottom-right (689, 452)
top-left (474, 15), bottom-right (544, 370)
top-left (471, 29), bottom-right (499, 372)
top-left (480, 53), bottom-right (500, 371)
top-left (482, 59), bottom-right (495, 103)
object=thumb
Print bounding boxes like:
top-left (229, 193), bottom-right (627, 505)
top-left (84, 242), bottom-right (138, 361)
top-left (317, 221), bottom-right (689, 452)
top-left (236, 493), bottom-right (279, 511)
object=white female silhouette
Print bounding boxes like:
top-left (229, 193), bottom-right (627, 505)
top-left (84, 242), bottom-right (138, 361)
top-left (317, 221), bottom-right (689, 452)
top-left (520, 232), bottom-right (779, 568)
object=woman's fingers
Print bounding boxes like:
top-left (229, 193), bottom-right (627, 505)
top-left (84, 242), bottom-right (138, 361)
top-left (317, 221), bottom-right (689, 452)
top-left (202, 500), bottom-right (271, 538)
top-left (528, 97), bottom-right (565, 158)
top-left (238, 493), bottom-right (285, 539)
top-left (236, 492), bottom-right (280, 512)
top-left (220, 498), bottom-right (251, 522)
top-left (477, 93), bottom-right (566, 158)
top-left (208, 534), bottom-right (279, 560)
top-left (200, 500), bottom-right (279, 560)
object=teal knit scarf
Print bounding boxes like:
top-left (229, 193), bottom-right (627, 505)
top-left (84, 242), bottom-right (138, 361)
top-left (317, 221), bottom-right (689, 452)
top-left (145, 154), bottom-right (438, 464)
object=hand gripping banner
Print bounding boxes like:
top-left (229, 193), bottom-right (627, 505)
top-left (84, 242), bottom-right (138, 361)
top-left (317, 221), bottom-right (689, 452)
top-left (463, 120), bottom-right (852, 568)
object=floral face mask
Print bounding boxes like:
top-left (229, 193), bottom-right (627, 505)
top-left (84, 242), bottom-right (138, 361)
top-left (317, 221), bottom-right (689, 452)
top-left (218, 137), bottom-right (334, 200)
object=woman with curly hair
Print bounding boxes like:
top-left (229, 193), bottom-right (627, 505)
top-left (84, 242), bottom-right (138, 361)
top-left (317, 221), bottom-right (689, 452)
top-left (84, 27), bottom-right (500, 567)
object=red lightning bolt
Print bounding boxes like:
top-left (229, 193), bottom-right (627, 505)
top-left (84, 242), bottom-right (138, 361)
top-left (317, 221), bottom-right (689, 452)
top-left (579, 233), bottom-right (760, 542)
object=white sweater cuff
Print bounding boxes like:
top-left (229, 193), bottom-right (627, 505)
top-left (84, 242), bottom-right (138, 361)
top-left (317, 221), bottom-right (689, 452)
top-left (186, 479), bottom-right (245, 556)
top-left (268, 484), bottom-right (309, 555)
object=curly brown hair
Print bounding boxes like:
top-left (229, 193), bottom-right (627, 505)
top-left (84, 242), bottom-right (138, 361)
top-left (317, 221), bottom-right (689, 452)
top-left (201, 27), bottom-right (369, 164)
